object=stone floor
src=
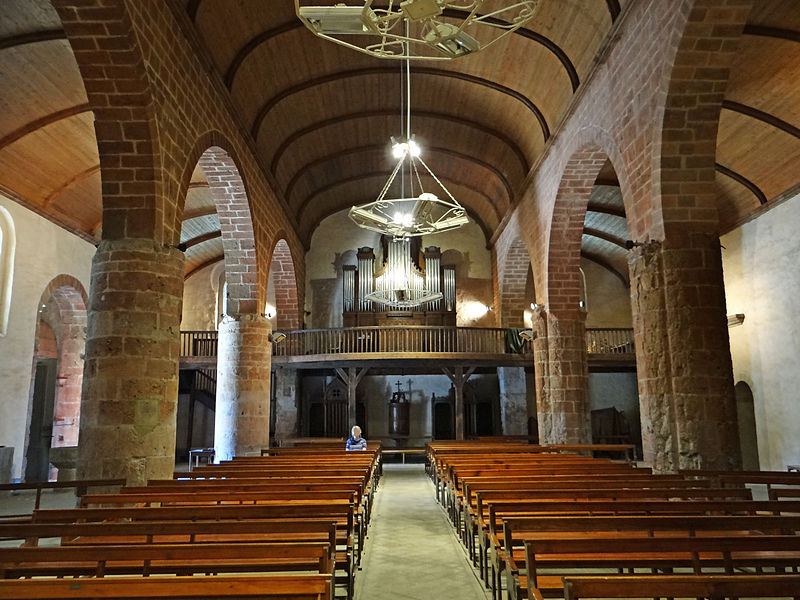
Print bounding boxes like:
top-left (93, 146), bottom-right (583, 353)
top-left (354, 463), bottom-right (491, 600)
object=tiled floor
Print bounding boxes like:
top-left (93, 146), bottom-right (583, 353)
top-left (354, 463), bottom-right (491, 600)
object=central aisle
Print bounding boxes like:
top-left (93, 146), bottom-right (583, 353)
top-left (354, 463), bottom-right (491, 600)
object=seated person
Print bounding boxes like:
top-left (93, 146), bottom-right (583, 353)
top-left (346, 425), bottom-right (367, 451)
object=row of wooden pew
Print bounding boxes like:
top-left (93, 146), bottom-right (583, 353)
top-left (0, 446), bottom-right (382, 600)
top-left (428, 440), bottom-right (800, 600)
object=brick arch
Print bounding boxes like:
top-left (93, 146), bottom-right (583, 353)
top-left (546, 143), bottom-right (618, 318)
top-left (34, 274), bottom-right (88, 449)
top-left (270, 237), bottom-right (301, 331)
top-left (52, 1), bottom-right (164, 243)
top-left (495, 225), bottom-right (534, 328)
top-left (654, 0), bottom-right (753, 240)
top-left (186, 142), bottom-right (262, 316)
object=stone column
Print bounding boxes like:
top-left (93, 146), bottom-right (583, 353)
top-left (214, 314), bottom-right (271, 460)
top-left (630, 236), bottom-right (741, 471)
top-left (273, 367), bottom-right (299, 444)
top-left (535, 308), bottom-right (591, 444)
top-left (497, 366), bottom-right (528, 435)
top-left (78, 239), bottom-right (184, 486)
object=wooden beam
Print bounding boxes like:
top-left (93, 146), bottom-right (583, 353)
top-left (722, 100), bottom-right (800, 140)
top-left (295, 170), bottom-right (499, 226)
top-left (580, 250), bottom-right (629, 288)
top-left (742, 24), bottom-right (800, 44)
top-left (336, 367), bottom-right (369, 428)
top-left (184, 255), bottom-right (224, 281)
top-left (270, 108), bottom-right (529, 177)
top-left (716, 163), bottom-right (767, 205)
top-left (223, 16), bottom-right (579, 94)
top-left (442, 366), bottom-right (475, 440)
top-left (0, 29), bottom-right (66, 52)
top-left (250, 67), bottom-right (550, 146)
top-left (183, 230), bottom-right (222, 250)
top-left (42, 165), bottom-right (101, 208)
top-left (283, 144), bottom-right (514, 208)
top-left (582, 227), bottom-right (627, 249)
top-left (0, 104), bottom-right (92, 152)
top-left (604, 0), bottom-right (621, 22)
top-left (586, 202), bottom-right (626, 218)
top-left (182, 207), bottom-right (218, 221)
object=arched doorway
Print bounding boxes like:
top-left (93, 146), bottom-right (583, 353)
top-left (735, 381), bottom-right (760, 470)
top-left (25, 276), bottom-right (88, 481)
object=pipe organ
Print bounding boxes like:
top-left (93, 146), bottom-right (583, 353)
top-left (343, 243), bottom-right (456, 326)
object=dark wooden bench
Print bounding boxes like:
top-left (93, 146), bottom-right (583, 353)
top-left (500, 515), bottom-right (800, 600)
top-left (558, 574), bottom-right (800, 600)
top-left (522, 535), bottom-right (800, 600)
top-left (0, 574), bottom-right (334, 600)
top-left (0, 541), bottom-right (333, 578)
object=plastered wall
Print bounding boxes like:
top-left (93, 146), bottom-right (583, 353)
top-left (0, 196), bottom-right (94, 479)
top-left (180, 262), bottom-right (221, 331)
top-left (721, 192), bottom-right (800, 470)
top-left (581, 259), bottom-right (633, 328)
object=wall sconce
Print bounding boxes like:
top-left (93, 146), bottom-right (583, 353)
top-left (519, 329), bottom-right (537, 341)
top-left (269, 332), bottom-right (287, 343)
top-left (530, 303), bottom-right (540, 310)
top-left (264, 303), bottom-right (277, 319)
top-left (727, 313), bottom-right (745, 327)
top-left (625, 240), bottom-right (645, 249)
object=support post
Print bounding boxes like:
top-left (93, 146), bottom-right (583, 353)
top-left (336, 367), bottom-right (369, 428)
top-left (214, 314), bottom-right (272, 460)
top-left (443, 366), bottom-right (476, 440)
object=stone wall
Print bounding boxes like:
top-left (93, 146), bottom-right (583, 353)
top-left (0, 194), bottom-right (94, 479)
top-left (722, 192), bottom-right (800, 470)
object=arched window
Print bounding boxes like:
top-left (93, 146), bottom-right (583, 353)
top-left (0, 206), bottom-right (16, 336)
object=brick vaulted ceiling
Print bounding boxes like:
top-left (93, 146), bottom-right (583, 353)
top-left (0, 1), bottom-right (798, 281)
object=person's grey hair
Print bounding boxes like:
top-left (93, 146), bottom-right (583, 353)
top-left (351, 425), bottom-right (361, 437)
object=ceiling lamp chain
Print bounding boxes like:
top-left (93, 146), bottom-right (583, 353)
top-left (348, 45), bottom-right (469, 239)
top-left (296, 0), bottom-right (540, 61)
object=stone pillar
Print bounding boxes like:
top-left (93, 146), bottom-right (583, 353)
top-left (497, 367), bottom-right (528, 435)
top-left (534, 308), bottom-right (591, 444)
top-left (78, 240), bottom-right (184, 485)
top-left (214, 314), bottom-right (271, 460)
top-left (630, 236), bottom-right (741, 471)
top-left (273, 367), bottom-right (299, 444)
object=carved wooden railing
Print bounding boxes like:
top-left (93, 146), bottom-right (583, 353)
top-left (180, 327), bottom-right (635, 358)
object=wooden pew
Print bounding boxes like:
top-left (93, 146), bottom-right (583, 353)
top-left (0, 541), bottom-right (333, 578)
top-left (523, 535), bottom-right (800, 600)
top-left (0, 575), bottom-right (334, 600)
top-left (31, 501), bottom-right (355, 598)
top-left (500, 515), bottom-right (800, 600)
top-left (480, 489), bottom-right (755, 600)
top-left (559, 574), bottom-right (800, 600)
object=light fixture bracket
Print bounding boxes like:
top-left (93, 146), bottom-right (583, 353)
top-left (296, 0), bottom-right (540, 60)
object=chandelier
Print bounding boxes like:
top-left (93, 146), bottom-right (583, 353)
top-left (348, 55), bottom-right (469, 238)
top-left (295, 0), bottom-right (540, 61)
top-left (365, 237), bottom-right (442, 307)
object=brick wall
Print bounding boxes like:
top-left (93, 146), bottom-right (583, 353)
top-left (53, 0), bottom-right (306, 314)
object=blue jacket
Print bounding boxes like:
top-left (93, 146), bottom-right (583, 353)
top-left (346, 436), bottom-right (367, 451)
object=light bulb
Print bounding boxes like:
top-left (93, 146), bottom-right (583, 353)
top-left (392, 143), bottom-right (406, 159)
top-left (408, 140), bottom-right (421, 157)
top-left (393, 212), bottom-right (403, 224)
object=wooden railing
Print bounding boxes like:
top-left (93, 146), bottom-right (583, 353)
top-left (272, 326), bottom-right (515, 357)
top-left (181, 327), bottom-right (635, 358)
top-left (585, 327), bottom-right (635, 354)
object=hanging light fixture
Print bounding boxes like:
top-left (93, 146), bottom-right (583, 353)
top-left (348, 39), bottom-right (469, 238)
top-left (365, 237), bottom-right (442, 308)
top-left (295, 0), bottom-right (540, 61)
